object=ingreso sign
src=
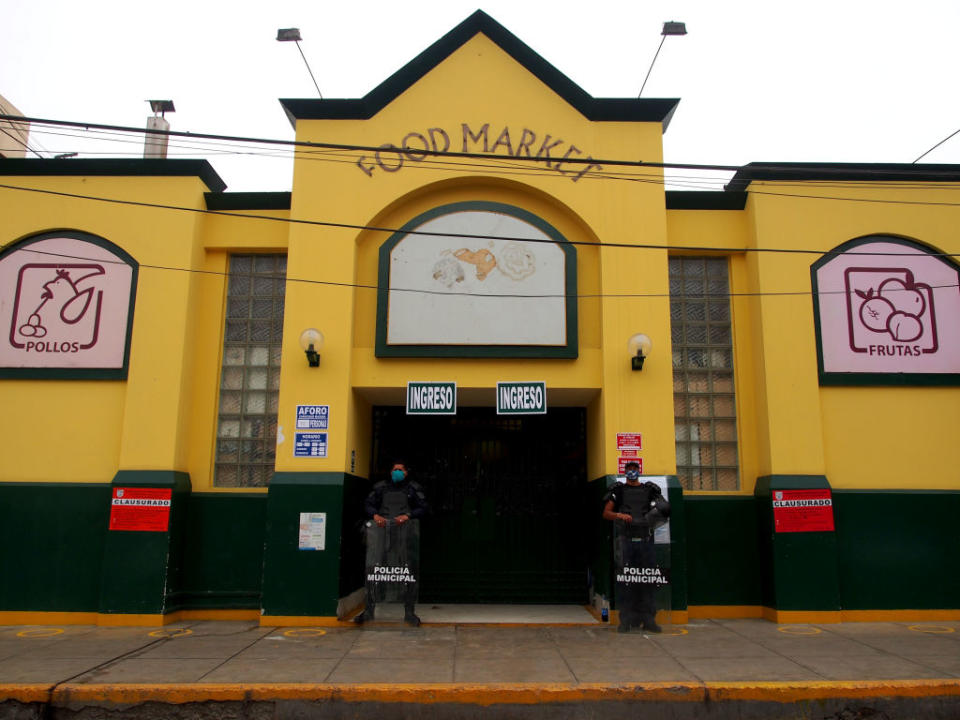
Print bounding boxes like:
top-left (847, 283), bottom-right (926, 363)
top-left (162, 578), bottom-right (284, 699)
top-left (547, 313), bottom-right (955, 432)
top-left (497, 381), bottom-right (547, 415)
top-left (406, 381), bottom-right (457, 415)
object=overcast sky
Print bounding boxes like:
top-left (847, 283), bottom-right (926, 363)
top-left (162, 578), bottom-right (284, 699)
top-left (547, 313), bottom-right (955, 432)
top-left (3, 1), bottom-right (960, 191)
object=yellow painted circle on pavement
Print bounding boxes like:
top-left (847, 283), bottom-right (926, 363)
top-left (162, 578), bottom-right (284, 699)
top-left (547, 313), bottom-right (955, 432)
top-left (283, 628), bottom-right (327, 637)
top-left (778, 625), bottom-right (822, 635)
top-left (908, 625), bottom-right (955, 634)
top-left (658, 627), bottom-right (689, 636)
top-left (17, 628), bottom-right (64, 638)
top-left (148, 628), bottom-right (193, 638)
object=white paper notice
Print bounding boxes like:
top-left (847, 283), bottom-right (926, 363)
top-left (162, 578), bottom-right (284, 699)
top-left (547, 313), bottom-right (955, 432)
top-left (298, 512), bottom-right (326, 551)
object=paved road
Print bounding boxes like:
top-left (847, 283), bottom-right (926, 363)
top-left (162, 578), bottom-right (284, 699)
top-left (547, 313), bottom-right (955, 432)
top-left (2, 618), bottom-right (959, 718)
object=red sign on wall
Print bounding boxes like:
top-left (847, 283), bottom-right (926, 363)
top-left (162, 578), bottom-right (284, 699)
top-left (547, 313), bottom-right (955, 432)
top-left (772, 489), bottom-right (835, 533)
top-left (618, 456), bottom-right (643, 474)
top-left (109, 487), bottom-right (172, 532)
top-left (616, 433), bottom-right (642, 450)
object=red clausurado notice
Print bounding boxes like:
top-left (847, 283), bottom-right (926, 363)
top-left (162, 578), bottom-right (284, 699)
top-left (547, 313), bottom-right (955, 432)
top-left (108, 487), bottom-right (172, 532)
top-left (772, 489), bottom-right (835, 533)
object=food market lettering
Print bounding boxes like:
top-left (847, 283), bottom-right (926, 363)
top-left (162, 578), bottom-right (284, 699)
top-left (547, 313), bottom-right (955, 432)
top-left (356, 123), bottom-right (603, 181)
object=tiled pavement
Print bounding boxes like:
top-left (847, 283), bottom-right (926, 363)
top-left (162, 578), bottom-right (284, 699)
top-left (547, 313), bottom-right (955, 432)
top-left (1, 617), bottom-right (958, 685)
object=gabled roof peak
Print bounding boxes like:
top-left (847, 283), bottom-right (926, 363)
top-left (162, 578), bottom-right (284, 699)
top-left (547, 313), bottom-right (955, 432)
top-left (280, 10), bottom-right (678, 129)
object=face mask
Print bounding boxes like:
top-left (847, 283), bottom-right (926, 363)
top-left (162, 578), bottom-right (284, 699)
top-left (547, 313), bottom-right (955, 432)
top-left (391, 469), bottom-right (406, 483)
top-left (625, 470), bottom-right (640, 481)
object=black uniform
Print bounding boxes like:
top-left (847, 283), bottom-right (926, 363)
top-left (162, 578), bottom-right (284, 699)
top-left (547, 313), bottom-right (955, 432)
top-left (603, 481), bottom-right (669, 630)
top-left (362, 479), bottom-right (428, 616)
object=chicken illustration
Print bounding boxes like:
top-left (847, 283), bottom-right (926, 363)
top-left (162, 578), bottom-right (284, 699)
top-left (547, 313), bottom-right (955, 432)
top-left (453, 248), bottom-right (497, 280)
top-left (17, 266), bottom-right (105, 338)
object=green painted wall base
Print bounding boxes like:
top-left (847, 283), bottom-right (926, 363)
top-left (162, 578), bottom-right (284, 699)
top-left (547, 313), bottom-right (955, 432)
top-left (755, 475), bottom-right (840, 612)
top-left (260, 472), bottom-right (353, 617)
top-left (0, 483), bottom-right (110, 612)
top-left (99, 471), bottom-right (191, 615)
top-left (834, 489), bottom-right (960, 610)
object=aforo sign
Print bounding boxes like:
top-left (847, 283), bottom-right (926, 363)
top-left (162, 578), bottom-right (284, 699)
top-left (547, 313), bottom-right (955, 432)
top-left (356, 122), bottom-right (603, 182)
top-left (812, 236), bottom-right (960, 383)
top-left (772, 489), bottom-right (835, 533)
top-left (0, 232), bottom-right (137, 377)
top-left (109, 487), bottom-right (172, 532)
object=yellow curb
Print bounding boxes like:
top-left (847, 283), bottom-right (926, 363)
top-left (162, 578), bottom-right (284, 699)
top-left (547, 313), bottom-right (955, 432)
top-left (50, 683), bottom-right (705, 705)
top-left (0, 684), bottom-right (53, 703)
top-left (706, 680), bottom-right (960, 703)
top-left (44, 680), bottom-right (960, 707)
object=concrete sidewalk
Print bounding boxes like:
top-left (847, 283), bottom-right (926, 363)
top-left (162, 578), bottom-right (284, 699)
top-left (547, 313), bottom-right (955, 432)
top-left (2, 617), bottom-right (960, 718)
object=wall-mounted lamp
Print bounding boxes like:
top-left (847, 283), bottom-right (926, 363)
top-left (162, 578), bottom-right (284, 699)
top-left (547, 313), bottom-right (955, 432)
top-left (299, 328), bottom-right (324, 367)
top-left (628, 333), bottom-right (652, 371)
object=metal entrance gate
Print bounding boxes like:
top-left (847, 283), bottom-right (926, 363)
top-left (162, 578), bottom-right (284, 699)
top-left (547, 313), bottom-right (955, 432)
top-left (371, 407), bottom-right (589, 603)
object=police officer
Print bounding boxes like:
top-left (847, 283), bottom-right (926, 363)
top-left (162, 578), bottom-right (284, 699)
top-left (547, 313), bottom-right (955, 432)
top-left (602, 461), bottom-right (669, 633)
top-left (355, 461), bottom-right (428, 626)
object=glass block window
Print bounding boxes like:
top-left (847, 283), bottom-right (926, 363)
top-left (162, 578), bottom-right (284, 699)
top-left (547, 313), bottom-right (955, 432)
top-left (669, 256), bottom-right (739, 490)
top-left (214, 254), bottom-right (286, 487)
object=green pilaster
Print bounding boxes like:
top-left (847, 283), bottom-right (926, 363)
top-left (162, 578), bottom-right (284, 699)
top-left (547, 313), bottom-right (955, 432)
top-left (755, 475), bottom-right (840, 611)
top-left (664, 476), bottom-right (687, 612)
top-left (98, 471), bottom-right (191, 615)
top-left (260, 472), bottom-right (350, 617)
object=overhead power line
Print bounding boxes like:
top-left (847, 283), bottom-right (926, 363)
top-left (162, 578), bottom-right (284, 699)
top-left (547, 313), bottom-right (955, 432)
top-left (13, 244), bottom-right (959, 301)
top-left (28, 124), bottom-right (960, 194)
top-left (8, 114), bottom-right (960, 180)
top-left (1, 181), bottom-right (959, 258)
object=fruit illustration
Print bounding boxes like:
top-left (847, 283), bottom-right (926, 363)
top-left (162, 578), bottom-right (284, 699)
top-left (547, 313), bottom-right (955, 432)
top-left (887, 312), bottom-right (923, 342)
top-left (453, 248), bottom-right (497, 280)
top-left (878, 278), bottom-right (926, 316)
top-left (854, 277), bottom-right (928, 344)
top-left (856, 288), bottom-right (894, 332)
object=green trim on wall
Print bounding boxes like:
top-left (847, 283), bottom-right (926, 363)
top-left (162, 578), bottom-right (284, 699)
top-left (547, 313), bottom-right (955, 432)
top-left (99, 471), bottom-right (191, 615)
top-left (684, 495), bottom-right (762, 606)
top-left (0, 230), bottom-right (139, 381)
top-left (179, 493), bottom-right (267, 609)
top-left (834, 489), bottom-right (960, 610)
top-left (279, 10), bottom-right (679, 128)
top-left (375, 201), bottom-right (578, 359)
top-left (261, 472), bottom-right (350, 617)
top-left (809, 234), bottom-right (960, 387)
top-left (755, 474), bottom-right (840, 611)
top-left (755, 475), bottom-right (831, 493)
top-left (0, 157), bottom-right (226, 192)
top-left (0, 483), bottom-right (111, 612)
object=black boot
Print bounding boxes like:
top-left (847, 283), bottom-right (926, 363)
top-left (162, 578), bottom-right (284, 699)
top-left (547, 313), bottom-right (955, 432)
top-left (404, 606), bottom-right (421, 627)
top-left (641, 614), bottom-right (662, 633)
top-left (354, 603), bottom-right (375, 624)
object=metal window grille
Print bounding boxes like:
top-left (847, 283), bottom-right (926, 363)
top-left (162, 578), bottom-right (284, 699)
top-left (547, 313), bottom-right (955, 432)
top-left (669, 256), bottom-right (739, 490)
top-left (214, 254), bottom-right (286, 487)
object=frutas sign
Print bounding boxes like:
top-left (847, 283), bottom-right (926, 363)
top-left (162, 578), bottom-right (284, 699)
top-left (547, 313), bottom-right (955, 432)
top-left (812, 236), bottom-right (960, 383)
top-left (0, 232), bottom-right (137, 378)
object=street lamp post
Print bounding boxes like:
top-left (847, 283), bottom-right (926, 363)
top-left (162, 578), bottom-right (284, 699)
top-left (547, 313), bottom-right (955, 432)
top-left (277, 28), bottom-right (323, 99)
top-left (638, 21), bottom-right (687, 98)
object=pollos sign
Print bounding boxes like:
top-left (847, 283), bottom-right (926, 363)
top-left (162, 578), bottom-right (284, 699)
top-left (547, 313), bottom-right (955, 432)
top-left (0, 231), bottom-right (138, 379)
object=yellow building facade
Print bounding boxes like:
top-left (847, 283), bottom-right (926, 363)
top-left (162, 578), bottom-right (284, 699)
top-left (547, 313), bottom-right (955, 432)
top-left (1, 11), bottom-right (958, 626)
